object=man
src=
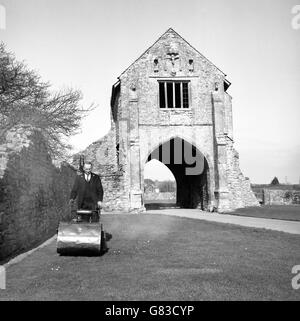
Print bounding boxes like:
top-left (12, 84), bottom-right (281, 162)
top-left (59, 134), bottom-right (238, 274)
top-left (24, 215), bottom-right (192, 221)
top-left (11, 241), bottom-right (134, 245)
top-left (69, 161), bottom-right (104, 210)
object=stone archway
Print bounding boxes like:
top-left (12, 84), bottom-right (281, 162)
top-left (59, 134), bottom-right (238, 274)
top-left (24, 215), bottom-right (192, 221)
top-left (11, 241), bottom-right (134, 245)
top-left (144, 137), bottom-right (210, 210)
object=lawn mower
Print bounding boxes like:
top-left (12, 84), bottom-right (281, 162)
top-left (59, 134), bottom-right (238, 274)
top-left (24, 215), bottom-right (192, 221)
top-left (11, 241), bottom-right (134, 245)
top-left (57, 208), bottom-right (107, 255)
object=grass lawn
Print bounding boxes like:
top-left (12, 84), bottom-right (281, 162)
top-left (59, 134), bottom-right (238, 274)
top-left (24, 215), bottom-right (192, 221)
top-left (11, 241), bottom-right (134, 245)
top-left (1, 214), bottom-right (300, 301)
top-left (231, 205), bottom-right (300, 221)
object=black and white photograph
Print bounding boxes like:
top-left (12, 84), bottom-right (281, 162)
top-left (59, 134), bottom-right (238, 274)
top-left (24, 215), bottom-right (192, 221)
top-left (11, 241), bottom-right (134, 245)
top-left (0, 0), bottom-right (300, 307)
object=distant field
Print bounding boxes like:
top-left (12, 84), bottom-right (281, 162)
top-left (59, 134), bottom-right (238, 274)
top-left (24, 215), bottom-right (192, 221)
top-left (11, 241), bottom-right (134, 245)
top-left (231, 205), bottom-right (300, 221)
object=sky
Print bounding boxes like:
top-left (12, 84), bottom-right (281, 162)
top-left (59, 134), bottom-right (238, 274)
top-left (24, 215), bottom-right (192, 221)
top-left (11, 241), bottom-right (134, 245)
top-left (0, 0), bottom-right (299, 183)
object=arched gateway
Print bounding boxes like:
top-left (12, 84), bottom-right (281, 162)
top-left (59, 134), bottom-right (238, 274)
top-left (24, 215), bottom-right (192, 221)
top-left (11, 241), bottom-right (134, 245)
top-left (75, 28), bottom-right (259, 213)
top-left (145, 137), bottom-right (211, 210)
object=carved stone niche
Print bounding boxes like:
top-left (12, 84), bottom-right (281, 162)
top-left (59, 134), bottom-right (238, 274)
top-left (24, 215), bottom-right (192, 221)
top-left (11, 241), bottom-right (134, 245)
top-left (212, 85), bottom-right (223, 103)
top-left (214, 80), bottom-right (224, 93)
top-left (188, 59), bottom-right (194, 72)
top-left (153, 58), bottom-right (159, 73)
top-left (129, 83), bottom-right (138, 101)
top-left (214, 81), bottom-right (220, 92)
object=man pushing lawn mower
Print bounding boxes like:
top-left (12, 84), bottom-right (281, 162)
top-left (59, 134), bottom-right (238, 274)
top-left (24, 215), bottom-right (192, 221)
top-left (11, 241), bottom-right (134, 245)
top-left (57, 161), bottom-right (108, 255)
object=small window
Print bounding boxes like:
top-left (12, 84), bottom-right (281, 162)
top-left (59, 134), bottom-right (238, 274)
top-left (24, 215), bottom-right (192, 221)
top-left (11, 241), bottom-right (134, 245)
top-left (158, 81), bottom-right (189, 108)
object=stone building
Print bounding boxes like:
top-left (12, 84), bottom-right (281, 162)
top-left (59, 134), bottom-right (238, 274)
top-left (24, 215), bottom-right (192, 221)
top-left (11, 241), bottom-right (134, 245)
top-left (76, 28), bottom-right (259, 213)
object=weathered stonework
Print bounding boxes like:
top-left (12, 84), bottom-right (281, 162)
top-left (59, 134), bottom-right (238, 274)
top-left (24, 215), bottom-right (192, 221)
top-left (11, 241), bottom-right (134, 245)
top-left (77, 28), bottom-right (259, 213)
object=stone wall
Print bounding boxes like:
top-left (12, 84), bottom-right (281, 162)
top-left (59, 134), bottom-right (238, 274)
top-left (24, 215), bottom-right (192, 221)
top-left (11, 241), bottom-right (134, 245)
top-left (72, 122), bottom-right (130, 212)
top-left (226, 140), bottom-right (260, 209)
top-left (263, 189), bottom-right (300, 205)
top-left (0, 125), bottom-right (76, 261)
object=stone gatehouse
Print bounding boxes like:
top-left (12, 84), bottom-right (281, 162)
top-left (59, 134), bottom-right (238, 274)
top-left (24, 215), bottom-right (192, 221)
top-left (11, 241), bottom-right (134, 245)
top-left (75, 28), bottom-right (259, 213)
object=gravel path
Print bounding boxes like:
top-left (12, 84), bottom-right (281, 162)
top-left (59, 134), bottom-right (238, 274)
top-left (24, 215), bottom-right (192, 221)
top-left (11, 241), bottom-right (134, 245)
top-left (146, 209), bottom-right (300, 235)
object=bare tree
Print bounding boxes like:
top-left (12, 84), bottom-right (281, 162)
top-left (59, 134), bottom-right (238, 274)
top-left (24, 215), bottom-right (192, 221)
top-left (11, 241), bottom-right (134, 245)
top-left (0, 42), bottom-right (95, 159)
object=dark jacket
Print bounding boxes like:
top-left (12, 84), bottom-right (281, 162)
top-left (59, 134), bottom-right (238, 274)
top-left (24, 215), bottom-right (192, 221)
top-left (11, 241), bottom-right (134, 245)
top-left (70, 172), bottom-right (104, 209)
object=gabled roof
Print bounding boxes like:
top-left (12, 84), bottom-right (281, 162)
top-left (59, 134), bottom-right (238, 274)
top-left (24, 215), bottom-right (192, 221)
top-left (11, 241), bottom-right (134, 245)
top-left (119, 28), bottom-right (227, 78)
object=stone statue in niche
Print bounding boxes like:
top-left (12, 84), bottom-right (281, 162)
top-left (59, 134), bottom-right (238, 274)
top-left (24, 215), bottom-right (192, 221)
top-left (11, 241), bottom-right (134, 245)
top-left (129, 83), bottom-right (138, 101)
top-left (166, 52), bottom-right (180, 76)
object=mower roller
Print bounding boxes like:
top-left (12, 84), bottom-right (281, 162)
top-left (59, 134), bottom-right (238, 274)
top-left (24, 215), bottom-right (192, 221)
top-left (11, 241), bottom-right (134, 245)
top-left (57, 209), bottom-right (107, 255)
